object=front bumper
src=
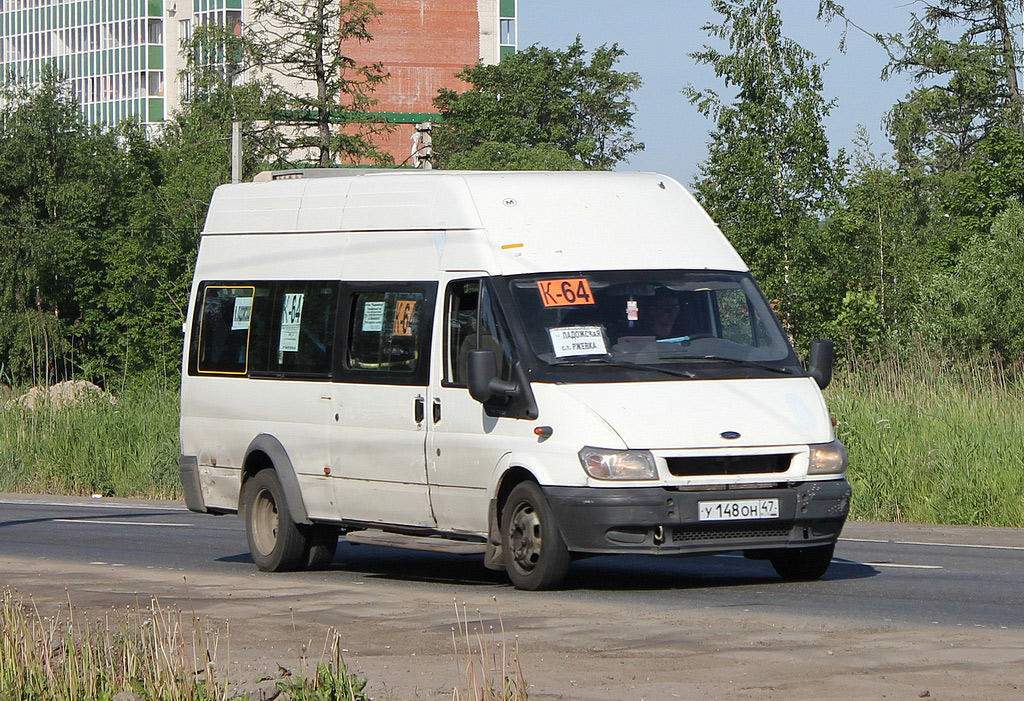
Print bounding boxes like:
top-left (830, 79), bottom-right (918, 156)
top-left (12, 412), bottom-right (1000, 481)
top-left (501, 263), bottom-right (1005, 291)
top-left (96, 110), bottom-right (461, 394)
top-left (543, 480), bottom-right (851, 555)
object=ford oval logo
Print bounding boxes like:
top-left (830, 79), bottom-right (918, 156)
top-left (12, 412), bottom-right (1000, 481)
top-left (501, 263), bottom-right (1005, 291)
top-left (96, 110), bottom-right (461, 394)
top-left (720, 431), bottom-right (741, 440)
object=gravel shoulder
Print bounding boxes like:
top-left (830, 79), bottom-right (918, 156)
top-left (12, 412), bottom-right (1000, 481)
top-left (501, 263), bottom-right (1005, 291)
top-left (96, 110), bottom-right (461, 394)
top-left (4, 541), bottom-right (1022, 700)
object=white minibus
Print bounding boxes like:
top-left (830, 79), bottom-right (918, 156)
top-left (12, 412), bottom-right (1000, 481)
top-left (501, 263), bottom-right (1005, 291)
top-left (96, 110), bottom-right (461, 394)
top-left (179, 170), bottom-right (850, 590)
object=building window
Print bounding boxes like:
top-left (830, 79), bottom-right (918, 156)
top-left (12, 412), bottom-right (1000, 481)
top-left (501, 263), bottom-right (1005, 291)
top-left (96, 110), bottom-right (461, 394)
top-left (500, 18), bottom-right (515, 46)
top-left (147, 70), bottom-right (163, 97)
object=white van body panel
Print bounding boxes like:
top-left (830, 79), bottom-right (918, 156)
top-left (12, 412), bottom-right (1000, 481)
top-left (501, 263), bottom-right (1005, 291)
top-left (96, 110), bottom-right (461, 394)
top-left (179, 376), bottom-right (334, 517)
top-left (558, 377), bottom-right (833, 451)
top-left (426, 379), bottom-right (628, 534)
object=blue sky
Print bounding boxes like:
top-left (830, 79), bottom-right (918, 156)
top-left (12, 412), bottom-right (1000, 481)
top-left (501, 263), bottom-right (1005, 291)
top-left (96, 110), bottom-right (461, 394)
top-left (517, 0), bottom-right (923, 186)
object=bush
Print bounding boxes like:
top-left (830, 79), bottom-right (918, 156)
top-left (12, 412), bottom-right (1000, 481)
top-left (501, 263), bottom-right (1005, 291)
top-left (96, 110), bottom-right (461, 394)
top-left (912, 202), bottom-right (1024, 360)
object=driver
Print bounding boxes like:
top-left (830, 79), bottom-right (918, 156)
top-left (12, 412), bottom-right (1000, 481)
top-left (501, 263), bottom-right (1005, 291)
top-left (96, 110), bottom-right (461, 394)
top-left (648, 288), bottom-right (682, 339)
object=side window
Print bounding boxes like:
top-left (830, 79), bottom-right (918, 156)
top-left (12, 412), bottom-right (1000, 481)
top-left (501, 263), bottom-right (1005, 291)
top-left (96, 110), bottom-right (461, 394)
top-left (190, 281), bottom-right (336, 378)
top-left (340, 284), bottom-right (435, 386)
top-left (268, 281), bottom-right (338, 375)
top-left (196, 285), bottom-right (256, 374)
top-left (445, 279), bottom-right (513, 387)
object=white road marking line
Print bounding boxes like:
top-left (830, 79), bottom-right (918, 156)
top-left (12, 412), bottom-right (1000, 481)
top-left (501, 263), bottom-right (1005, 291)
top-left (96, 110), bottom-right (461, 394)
top-left (55, 519), bottom-right (193, 527)
top-left (842, 537), bottom-right (1024, 552)
top-left (0, 499), bottom-right (188, 511)
top-left (722, 553), bottom-right (941, 569)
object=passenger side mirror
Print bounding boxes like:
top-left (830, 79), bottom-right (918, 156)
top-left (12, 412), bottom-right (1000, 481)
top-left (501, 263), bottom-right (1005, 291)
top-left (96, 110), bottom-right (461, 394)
top-left (467, 349), bottom-right (518, 403)
top-left (807, 339), bottom-right (834, 390)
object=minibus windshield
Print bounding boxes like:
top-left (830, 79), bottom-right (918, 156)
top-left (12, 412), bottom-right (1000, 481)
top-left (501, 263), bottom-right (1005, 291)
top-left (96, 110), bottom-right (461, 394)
top-left (505, 270), bottom-right (797, 379)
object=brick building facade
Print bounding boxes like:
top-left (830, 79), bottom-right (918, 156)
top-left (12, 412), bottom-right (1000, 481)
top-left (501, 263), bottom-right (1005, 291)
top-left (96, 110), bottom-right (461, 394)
top-left (346, 0), bottom-right (517, 166)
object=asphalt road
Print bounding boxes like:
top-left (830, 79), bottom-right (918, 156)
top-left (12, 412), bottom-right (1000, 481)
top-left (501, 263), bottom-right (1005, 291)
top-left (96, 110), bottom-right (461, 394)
top-left (2, 493), bottom-right (1021, 630)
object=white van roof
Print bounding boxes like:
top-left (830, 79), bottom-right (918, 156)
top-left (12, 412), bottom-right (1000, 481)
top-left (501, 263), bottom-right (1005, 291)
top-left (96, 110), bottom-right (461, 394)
top-left (201, 170), bottom-right (747, 274)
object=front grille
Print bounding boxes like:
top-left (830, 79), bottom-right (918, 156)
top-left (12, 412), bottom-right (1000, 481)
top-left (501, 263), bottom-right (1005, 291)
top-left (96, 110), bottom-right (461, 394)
top-left (671, 523), bottom-right (792, 542)
top-left (666, 454), bottom-right (792, 477)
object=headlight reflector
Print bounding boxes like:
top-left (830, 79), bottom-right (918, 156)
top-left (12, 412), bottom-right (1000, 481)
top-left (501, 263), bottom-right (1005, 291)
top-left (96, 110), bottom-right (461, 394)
top-left (808, 439), bottom-right (848, 475)
top-left (578, 447), bottom-right (658, 480)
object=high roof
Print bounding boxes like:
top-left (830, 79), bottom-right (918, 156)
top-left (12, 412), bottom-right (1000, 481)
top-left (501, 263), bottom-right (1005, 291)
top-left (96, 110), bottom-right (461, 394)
top-left (202, 170), bottom-right (747, 275)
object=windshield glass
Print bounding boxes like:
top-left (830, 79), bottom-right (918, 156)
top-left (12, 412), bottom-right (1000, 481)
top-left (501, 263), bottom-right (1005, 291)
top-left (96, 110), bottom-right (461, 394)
top-left (505, 270), bottom-right (795, 378)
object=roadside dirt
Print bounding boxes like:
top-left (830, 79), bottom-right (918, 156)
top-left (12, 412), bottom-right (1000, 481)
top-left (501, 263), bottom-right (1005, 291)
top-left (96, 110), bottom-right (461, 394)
top-left (3, 543), bottom-right (1022, 700)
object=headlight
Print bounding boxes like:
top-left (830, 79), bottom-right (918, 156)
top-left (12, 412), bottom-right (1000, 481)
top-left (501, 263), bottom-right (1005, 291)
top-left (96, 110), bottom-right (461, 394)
top-left (808, 439), bottom-right (848, 475)
top-left (578, 447), bottom-right (658, 480)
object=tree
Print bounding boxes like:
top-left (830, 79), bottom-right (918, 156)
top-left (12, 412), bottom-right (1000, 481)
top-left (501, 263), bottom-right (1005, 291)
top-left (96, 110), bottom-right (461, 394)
top-left (247, 0), bottom-right (393, 167)
top-left (433, 37), bottom-right (643, 170)
top-left (0, 66), bottom-right (174, 384)
top-left (821, 0), bottom-right (1024, 171)
top-left (885, 1), bottom-right (1023, 171)
top-left (820, 129), bottom-right (946, 348)
top-left (684, 0), bottom-right (846, 343)
top-left (817, 0), bottom-right (1024, 357)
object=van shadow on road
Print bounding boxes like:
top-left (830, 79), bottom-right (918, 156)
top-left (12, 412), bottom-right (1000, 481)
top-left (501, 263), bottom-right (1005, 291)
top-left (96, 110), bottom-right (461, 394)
top-left (216, 542), bottom-right (878, 591)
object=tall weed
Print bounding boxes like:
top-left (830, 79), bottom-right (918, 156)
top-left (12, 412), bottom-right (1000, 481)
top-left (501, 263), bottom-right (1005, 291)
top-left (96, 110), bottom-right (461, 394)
top-left (452, 599), bottom-right (528, 701)
top-left (829, 349), bottom-right (1024, 526)
top-left (0, 587), bottom-right (227, 700)
top-left (0, 376), bottom-right (180, 498)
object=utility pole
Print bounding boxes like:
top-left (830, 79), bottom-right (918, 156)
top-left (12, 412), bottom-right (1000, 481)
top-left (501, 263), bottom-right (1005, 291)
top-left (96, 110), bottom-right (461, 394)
top-left (412, 121), bottom-right (433, 169)
top-left (231, 120), bottom-right (242, 183)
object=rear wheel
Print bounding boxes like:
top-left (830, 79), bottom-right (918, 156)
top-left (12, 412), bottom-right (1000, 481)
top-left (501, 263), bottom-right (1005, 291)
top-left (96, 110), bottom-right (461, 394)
top-left (242, 469), bottom-right (307, 572)
top-left (769, 543), bottom-right (836, 581)
top-left (501, 481), bottom-right (571, 591)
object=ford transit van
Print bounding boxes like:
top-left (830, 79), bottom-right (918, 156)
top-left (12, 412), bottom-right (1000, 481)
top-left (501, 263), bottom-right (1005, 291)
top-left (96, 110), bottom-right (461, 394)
top-left (178, 170), bottom-right (850, 590)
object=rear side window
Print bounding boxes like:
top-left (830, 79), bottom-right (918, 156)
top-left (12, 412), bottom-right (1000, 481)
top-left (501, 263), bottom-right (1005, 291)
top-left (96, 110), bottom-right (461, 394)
top-left (190, 281), bottom-right (338, 378)
top-left (196, 286), bottom-right (256, 375)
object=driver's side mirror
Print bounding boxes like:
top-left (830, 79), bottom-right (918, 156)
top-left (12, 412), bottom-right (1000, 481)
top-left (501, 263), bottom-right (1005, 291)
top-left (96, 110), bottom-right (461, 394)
top-left (467, 349), bottom-right (518, 403)
top-left (807, 339), bottom-right (834, 390)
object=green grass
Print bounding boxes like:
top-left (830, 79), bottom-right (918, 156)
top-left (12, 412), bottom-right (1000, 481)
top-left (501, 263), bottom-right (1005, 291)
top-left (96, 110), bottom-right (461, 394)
top-left (1, 352), bottom-right (1023, 527)
top-left (0, 377), bottom-right (181, 499)
top-left (829, 350), bottom-right (1024, 527)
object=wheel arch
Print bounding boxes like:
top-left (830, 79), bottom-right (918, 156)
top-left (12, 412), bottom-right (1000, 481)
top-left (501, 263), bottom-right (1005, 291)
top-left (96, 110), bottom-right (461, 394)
top-left (242, 434), bottom-right (311, 525)
top-left (484, 464), bottom-right (542, 571)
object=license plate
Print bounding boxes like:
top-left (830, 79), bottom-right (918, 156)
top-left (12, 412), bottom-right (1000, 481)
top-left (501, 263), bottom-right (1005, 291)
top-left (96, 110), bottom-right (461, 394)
top-left (698, 498), bottom-right (780, 521)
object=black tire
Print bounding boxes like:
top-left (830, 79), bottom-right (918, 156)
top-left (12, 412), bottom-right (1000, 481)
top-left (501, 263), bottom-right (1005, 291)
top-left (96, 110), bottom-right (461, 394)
top-left (501, 481), bottom-right (571, 591)
top-left (241, 469), bottom-right (308, 572)
top-left (303, 525), bottom-right (340, 570)
top-left (769, 543), bottom-right (836, 581)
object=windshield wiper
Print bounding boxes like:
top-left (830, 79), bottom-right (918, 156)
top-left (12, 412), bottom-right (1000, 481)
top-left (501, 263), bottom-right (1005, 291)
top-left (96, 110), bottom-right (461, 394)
top-left (688, 355), bottom-right (795, 375)
top-left (551, 358), bottom-right (695, 379)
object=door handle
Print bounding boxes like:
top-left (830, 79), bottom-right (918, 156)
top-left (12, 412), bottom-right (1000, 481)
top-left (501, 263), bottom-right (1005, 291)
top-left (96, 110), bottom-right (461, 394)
top-left (432, 398), bottom-right (441, 423)
top-left (414, 396), bottom-right (425, 423)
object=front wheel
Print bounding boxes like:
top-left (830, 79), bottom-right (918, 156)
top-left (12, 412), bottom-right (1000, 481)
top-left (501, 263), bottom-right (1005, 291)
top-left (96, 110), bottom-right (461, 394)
top-left (769, 543), bottom-right (836, 581)
top-left (241, 469), bottom-right (307, 572)
top-left (501, 482), bottom-right (571, 591)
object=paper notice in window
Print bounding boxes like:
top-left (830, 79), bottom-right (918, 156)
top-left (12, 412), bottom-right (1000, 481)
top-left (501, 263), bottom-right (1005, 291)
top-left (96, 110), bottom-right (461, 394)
top-left (279, 293), bottom-right (305, 352)
top-left (362, 301), bottom-right (386, 332)
top-left (392, 299), bottom-right (417, 337)
top-left (231, 296), bottom-right (252, 330)
top-left (549, 326), bottom-right (607, 358)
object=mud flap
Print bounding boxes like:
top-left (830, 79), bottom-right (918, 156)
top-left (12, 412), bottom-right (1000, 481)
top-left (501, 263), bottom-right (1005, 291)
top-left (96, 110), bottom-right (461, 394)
top-left (484, 497), bottom-right (506, 571)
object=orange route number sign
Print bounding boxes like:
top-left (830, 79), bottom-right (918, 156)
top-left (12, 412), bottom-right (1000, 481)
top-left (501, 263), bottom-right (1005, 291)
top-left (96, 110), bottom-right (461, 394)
top-left (537, 278), bottom-right (595, 307)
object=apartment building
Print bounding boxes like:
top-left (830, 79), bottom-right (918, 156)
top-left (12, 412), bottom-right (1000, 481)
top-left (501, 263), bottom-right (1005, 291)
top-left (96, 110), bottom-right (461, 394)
top-left (0, 0), bottom-right (516, 143)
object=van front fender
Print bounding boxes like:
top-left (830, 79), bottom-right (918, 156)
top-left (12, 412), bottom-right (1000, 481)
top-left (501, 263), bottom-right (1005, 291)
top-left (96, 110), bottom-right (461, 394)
top-left (483, 450), bottom-right (586, 570)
